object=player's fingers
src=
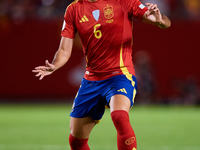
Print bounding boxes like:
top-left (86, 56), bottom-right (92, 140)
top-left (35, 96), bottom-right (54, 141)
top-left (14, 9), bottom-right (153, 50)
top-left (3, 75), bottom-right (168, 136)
top-left (45, 60), bottom-right (54, 68)
top-left (35, 72), bottom-right (43, 77)
top-left (39, 74), bottom-right (44, 80)
top-left (150, 7), bottom-right (159, 12)
top-left (45, 60), bottom-right (50, 66)
top-left (155, 8), bottom-right (160, 14)
top-left (45, 60), bottom-right (56, 71)
top-left (149, 7), bottom-right (160, 15)
top-left (151, 4), bottom-right (157, 9)
top-left (35, 66), bottom-right (43, 70)
top-left (145, 3), bottom-right (151, 6)
top-left (149, 4), bottom-right (157, 12)
top-left (32, 69), bottom-right (40, 73)
top-left (146, 3), bottom-right (153, 9)
top-left (147, 3), bottom-right (157, 11)
top-left (152, 8), bottom-right (161, 16)
top-left (35, 66), bottom-right (50, 71)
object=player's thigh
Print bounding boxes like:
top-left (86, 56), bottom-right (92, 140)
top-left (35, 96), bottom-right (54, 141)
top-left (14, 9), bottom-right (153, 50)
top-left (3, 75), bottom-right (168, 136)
top-left (70, 117), bottom-right (96, 139)
top-left (109, 94), bottom-right (131, 113)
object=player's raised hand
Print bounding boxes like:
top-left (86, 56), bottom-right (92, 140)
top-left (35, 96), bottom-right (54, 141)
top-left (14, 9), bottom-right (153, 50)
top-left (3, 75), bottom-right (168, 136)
top-left (32, 60), bottom-right (56, 80)
top-left (145, 3), bottom-right (162, 24)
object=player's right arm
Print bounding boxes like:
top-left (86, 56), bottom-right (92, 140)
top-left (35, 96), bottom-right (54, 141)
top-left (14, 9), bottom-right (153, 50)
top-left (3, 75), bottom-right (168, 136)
top-left (117, 0), bottom-right (171, 29)
top-left (32, 37), bottom-right (73, 80)
top-left (142, 3), bottom-right (171, 29)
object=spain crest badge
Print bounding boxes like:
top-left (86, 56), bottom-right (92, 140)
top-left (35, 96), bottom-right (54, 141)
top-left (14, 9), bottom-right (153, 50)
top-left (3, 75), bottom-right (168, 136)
top-left (103, 5), bottom-right (114, 19)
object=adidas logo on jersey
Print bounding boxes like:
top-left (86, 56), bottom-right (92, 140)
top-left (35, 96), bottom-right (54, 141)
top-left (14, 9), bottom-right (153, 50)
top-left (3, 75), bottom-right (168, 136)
top-left (79, 15), bottom-right (89, 23)
top-left (117, 88), bottom-right (127, 94)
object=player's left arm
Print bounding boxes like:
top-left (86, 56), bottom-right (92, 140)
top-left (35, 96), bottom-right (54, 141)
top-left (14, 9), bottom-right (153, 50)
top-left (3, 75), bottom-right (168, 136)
top-left (142, 3), bottom-right (171, 29)
top-left (32, 37), bottom-right (73, 80)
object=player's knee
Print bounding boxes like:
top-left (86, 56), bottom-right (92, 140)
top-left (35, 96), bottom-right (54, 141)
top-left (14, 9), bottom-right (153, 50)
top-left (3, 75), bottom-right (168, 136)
top-left (111, 110), bottom-right (129, 124)
top-left (69, 134), bottom-right (89, 150)
top-left (69, 134), bottom-right (76, 147)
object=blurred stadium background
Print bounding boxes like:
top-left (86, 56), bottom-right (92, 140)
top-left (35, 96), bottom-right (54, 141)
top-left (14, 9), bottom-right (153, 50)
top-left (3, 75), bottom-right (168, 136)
top-left (0, 0), bottom-right (200, 150)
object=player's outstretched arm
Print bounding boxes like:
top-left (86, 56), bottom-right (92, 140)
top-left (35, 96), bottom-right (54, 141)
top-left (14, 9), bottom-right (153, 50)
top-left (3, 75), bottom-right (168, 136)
top-left (32, 37), bottom-right (74, 80)
top-left (142, 3), bottom-right (171, 29)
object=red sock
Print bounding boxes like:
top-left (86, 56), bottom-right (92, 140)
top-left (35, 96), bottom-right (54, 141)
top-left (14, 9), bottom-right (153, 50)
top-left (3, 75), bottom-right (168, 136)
top-left (69, 134), bottom-right (90, 150)
top-left (111, 110), bottom-right (137, 150)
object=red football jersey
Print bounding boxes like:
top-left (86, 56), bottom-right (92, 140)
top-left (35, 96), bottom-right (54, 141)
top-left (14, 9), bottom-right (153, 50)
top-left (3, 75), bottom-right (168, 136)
top-left (61, 0), bottom-right (148, 81)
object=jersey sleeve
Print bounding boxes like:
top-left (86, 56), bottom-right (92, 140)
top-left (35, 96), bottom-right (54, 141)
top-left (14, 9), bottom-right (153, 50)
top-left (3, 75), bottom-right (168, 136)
top-left (117, 0), bottom-right (148, 21)
top-left (61, 4), bottom-right (77, 39)
top-left (131, 0), bottom-right (148, 20)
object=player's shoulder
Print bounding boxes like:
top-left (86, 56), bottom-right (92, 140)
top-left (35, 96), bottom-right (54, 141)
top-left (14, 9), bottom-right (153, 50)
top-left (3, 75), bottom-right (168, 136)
top-left (64, 0), bottom-right (83, 16)
top-left (68, 0), bottom-right (83, 8)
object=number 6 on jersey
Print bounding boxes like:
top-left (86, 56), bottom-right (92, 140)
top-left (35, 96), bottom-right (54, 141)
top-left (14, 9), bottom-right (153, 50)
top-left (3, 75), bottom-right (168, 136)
top-left (93, 24), bottom-right (102, 39)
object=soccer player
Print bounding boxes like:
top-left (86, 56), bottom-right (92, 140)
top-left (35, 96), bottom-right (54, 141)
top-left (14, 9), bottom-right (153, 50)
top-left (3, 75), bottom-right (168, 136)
top-left (32, 0), bottom-right (171, 149)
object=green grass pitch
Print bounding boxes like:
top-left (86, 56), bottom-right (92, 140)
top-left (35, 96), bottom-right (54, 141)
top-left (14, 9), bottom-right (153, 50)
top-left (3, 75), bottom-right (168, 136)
top-left (0, 104), bottom-right (200, 150)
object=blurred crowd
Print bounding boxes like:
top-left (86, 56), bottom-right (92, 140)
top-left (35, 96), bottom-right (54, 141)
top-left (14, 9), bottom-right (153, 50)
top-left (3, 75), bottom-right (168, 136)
top-left (0, 0), bottom-right (200, 24)
top-left (0, 0), bottom-right (71, 24)
top-left (169, 76), bottom-right (200, 105)
top-left (134, 51), bottom-right (200, 105)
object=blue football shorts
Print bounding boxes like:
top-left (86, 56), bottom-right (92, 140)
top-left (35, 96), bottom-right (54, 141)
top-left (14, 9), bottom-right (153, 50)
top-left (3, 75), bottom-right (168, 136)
top-left (70, 74), bottom-right (138, 122)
